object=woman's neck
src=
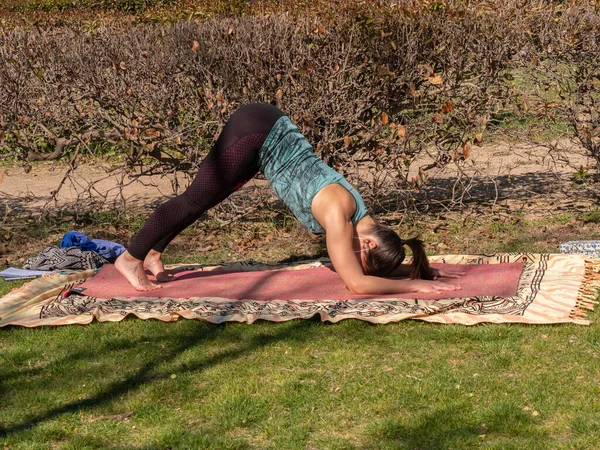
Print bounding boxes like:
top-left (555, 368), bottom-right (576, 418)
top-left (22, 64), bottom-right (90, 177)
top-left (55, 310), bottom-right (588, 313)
top-left (354, 215), bottom-right (375, 237)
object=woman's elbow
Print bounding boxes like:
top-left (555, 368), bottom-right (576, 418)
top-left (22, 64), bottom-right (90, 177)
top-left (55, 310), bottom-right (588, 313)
top-left (347, 280), bottom-right (370, 296)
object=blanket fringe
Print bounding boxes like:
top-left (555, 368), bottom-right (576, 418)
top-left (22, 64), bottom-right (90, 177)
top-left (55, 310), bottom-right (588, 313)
top-left (571, 258), bottom-right (600, 321)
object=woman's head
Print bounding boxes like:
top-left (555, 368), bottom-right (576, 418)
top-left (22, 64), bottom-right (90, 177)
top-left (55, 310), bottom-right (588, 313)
top-left (361, 222), bottom-right (433, 280)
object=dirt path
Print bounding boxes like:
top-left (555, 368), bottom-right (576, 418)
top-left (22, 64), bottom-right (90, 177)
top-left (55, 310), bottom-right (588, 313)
top-left (1, 140), bottom-right (598, 220)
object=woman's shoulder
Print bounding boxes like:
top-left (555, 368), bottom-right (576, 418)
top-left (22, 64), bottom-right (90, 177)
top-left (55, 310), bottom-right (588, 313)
top-left (312, 184), bottom-right (358, 224)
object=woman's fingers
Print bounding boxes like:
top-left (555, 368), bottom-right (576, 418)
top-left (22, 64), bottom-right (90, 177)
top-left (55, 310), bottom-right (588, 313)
top-left (439, 283), bottom-right (461, 291)
top-left (418, 280), bottom-right (461, 293)
top-left (436, 269), bottom-right (467, 279)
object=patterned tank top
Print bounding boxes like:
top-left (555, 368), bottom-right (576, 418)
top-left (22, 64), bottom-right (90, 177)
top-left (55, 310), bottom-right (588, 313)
top-left (259, 116), bottom-right (368, 234)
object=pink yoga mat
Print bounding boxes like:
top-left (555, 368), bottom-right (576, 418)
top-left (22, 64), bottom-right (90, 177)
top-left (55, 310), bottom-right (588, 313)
top-left (77, 262), bottom-right (523, 301)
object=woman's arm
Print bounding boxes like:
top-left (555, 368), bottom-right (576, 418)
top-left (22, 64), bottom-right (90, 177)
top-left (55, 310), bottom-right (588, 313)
top-left (312, 184), bottom-right (461, 295)
top-left (324, 220), bottom-right (461, 295)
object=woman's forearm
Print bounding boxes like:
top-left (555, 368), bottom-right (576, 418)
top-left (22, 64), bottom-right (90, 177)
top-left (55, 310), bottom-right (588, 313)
top-left (348, 274), bottom-right (457, 296)
top-left (348, 275), bottom-right (417, 295)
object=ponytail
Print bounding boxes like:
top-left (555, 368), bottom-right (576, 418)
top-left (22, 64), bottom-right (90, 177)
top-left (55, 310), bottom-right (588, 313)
top-left (403, 237), bottom-right (433, 280)
top-left (363, 223), bottom-right (433, 279)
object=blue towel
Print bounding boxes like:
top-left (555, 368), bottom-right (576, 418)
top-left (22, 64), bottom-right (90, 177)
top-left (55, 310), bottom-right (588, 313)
top-left (89, 238), bottom-right (126, 260)
top-left (60, 231), bottom-right (125, 260)
top-left (61, 231), bottom-right (97, 252)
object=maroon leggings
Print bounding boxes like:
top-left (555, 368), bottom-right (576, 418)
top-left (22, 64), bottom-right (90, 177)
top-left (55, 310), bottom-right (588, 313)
top-left (127, 103), bottom-right (285, 261)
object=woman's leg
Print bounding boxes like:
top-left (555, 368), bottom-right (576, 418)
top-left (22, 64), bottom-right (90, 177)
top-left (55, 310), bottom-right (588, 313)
top-left (116, 103), bottom-right (284, 290)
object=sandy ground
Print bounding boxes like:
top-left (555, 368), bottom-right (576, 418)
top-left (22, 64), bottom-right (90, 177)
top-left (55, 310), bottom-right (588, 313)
top-left (0, 140), bottom-right (598, 220)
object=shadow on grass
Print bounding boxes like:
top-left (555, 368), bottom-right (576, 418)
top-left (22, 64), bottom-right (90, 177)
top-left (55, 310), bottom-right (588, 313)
top-left (0, 318), bottom-right (316, 439)
top-left (367, 400), bottom-right (548, 449)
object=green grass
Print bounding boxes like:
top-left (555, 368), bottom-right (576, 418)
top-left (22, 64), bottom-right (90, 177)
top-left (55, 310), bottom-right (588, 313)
top-left (2, 208), bottom-right (600, 449)
top-left (1, 306), bottom-right (600, 449)
top-left (485, 109), bottom-right (572, 144)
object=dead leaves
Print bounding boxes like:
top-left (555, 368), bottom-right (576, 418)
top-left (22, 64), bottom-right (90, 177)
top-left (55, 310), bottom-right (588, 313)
top-left (380, 112), bottom-right (389, 125)
top-left (313, 24), bottom-right (326, 35)
top-left (441, 101), bottom-right (453, 114)
top-left (420, 63), bottom-right (443, 85)
top-left (433, 101), bottom-right (453, 123)
top-left (205, 89), bottom-right (229, 113)
top-left (145, 128), bottom-right (161, 138)
top-left (377, 65), bottom-right (396, 77)
top-left (192, 40), bottom-right (200, 53)
top-left (463, 144), bottom-right (472, 159)
top-left (452, 144), bottom-right (472, 162)
top-left (428, 73), bottom-right (443, 85)
top-left (390, 122), bottom-right (407, 138)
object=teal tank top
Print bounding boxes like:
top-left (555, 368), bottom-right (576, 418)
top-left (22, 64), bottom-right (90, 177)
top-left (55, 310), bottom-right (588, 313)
top-left (259, 116), bottom-right (368, 234)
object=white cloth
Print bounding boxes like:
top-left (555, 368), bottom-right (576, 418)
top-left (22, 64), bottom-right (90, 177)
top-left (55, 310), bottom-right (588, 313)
top-left (0, 267), bottom-right (53, 281)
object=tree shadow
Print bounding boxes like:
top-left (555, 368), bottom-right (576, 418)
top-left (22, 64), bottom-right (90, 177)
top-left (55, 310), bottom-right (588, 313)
top-left (0, 194), bottom-right (166, 218)
top-left (373, 172), bottom-right (600, 215)
top-left (0, 318), bottom-right (316, 439)
top-left (365, 401), bottom-right (550, 449)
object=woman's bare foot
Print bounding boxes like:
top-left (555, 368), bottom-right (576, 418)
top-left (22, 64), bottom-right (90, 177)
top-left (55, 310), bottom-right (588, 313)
top-left (115, 251), bottom-right (162, 291)
top-left (143, 249), bottom-right (175, 283)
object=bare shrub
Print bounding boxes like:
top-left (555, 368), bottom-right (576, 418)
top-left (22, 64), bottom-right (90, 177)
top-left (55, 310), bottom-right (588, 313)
top-left (519, 2), bottom-right (600, 177)
top-left (1, 1), bottom-right (596, 219)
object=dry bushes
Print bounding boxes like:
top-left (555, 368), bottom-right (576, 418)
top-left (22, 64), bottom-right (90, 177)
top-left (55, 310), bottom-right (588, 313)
top-left (0, 0), bottom-right (598, 215)
top-left (522, 2), bottom-right (600, 172)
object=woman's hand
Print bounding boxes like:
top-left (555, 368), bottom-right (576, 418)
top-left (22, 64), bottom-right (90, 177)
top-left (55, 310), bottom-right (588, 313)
top-left (431, 267), bottom-right (466, 280)
top-left (410, 279), bottom-right (461, 294)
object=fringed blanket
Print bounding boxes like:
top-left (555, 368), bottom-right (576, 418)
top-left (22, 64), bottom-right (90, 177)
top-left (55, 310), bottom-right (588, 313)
top-left (1, 253), bottom-right (599, 327)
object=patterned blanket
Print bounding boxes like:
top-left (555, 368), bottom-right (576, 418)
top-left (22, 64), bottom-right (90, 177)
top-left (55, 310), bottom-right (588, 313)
top-left (1, 253), bottom-right (599, 327)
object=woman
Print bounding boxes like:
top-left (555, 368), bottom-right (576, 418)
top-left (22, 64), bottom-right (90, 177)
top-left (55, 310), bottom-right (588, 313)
top-left (116, 103), bottom-right (463, 293)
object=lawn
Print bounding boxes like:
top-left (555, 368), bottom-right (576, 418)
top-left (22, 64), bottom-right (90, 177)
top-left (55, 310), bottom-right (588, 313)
top-left (1, 213), bottom-right (600, 449)
top-left (1, 295), bottom-right (600, 449)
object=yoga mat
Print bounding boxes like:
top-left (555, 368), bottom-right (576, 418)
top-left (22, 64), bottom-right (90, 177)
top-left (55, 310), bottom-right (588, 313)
top-left (77, 262), bottom-right (523, 301)
top-left (2, 254), bottom-right (599, 327)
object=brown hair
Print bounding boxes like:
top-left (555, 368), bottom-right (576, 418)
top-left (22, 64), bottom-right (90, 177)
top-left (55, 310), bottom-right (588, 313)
top-left (363, 222), bottom-right (433, 280)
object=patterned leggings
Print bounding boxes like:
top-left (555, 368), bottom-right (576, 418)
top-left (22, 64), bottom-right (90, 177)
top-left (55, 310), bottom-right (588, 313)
top-left (127, 103), bottom-right (285, 261)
